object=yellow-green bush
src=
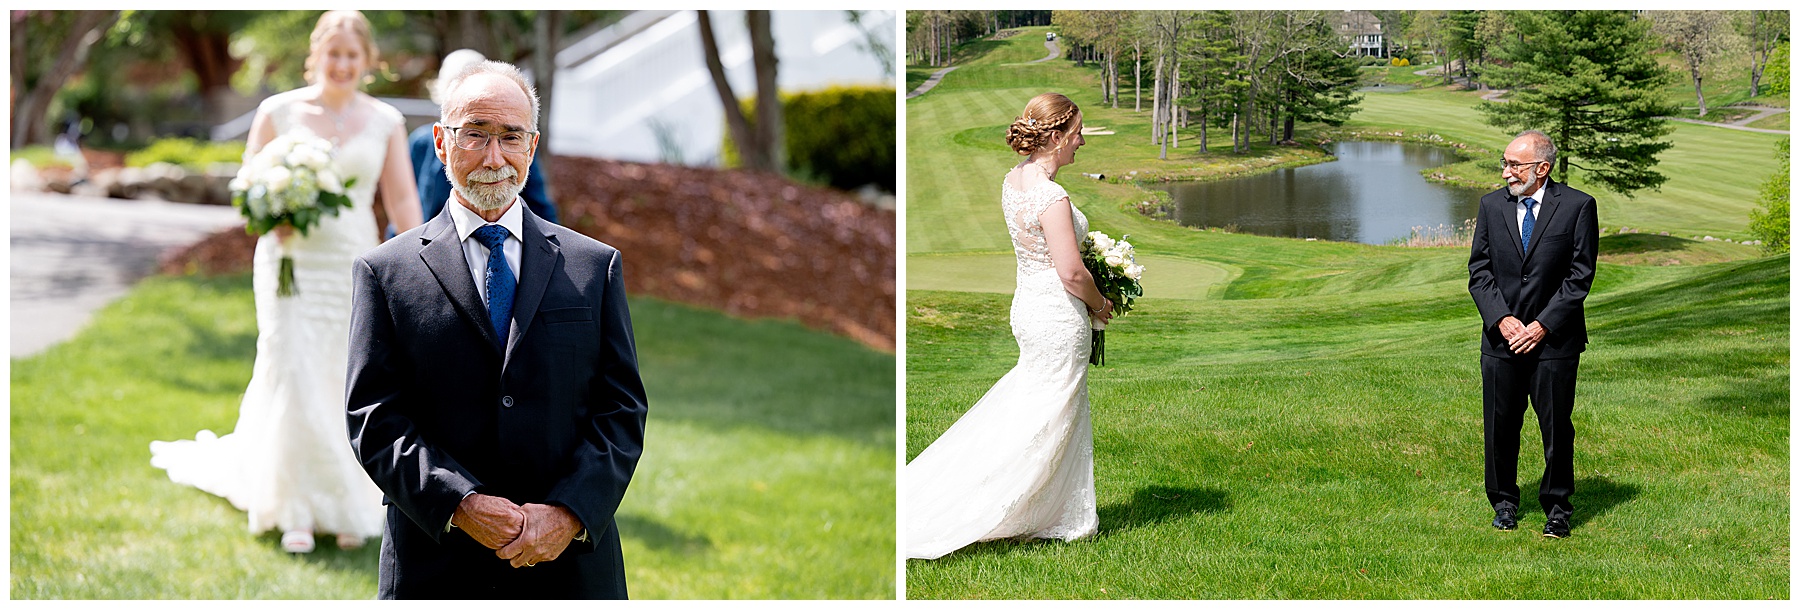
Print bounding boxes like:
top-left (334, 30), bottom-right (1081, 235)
top-left (723, 86), bottom-right (896, 192)
top-left (124, 138), bottom-right (247, 170)
top-left (1390, 57), bottom-right (1411, 67)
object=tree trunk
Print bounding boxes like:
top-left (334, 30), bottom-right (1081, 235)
top-left (696, 10), bottom-right (766, 171)
top-left (1133, 44), bottom-right (1142, 112)
top-left (748, 10), bottom-right (784, 174)
top-left (1151, 53), bottom-right (1164, 145)
top-left (532, 10), bottom-right (557, 195)
top-left (1692, 71), bottom-right (1707, 118)
top-left (12, 11), bottom-right (118, 148)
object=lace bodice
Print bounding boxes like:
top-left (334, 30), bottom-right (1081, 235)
top-left (260, 89), bottom-right (402, 208)
top-left (1002, 179), bottom-right (1089, 275)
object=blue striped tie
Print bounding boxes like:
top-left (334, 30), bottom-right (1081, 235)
top-left (472, 224), bottom-right (515, 345)
top-left (1521, 197), bottom-right (1536, 252)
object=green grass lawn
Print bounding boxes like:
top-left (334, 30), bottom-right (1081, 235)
top-left (11, 274), bottom-right (895, 599)
top-left (905, 24), bottom-right (1788, 600)
top-left (907, 254), bottom-right (1788, 599)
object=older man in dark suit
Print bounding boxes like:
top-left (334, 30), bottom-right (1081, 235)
top-left (1468, 130), bottom-right (1598, 539)
top-left (347, 59), bottom-right (646, 598)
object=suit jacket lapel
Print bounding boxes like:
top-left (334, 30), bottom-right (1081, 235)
top-left (1501, 194), bottom-right (1526, 261)
top-left (503, 207), bottom-right (560, 371)
top-left (419, 212), bottom-right (504, 354)
top-left (1523, 180), bottom-right (1565, 261)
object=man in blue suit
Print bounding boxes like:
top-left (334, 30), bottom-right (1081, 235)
top-left (410, 50), bottom-right (558, 227)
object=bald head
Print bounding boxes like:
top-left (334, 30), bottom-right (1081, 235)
top-left (439, 60), bottom-right (539, 132)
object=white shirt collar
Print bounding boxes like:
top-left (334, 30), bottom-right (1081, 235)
top-left (447, 195), bottom-right (525, 243)
top-left (1519, 182), bottom-right (1547, 206)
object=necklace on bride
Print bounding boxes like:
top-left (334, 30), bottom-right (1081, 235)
top-left (1030, 158), bottom-right (1059, 180)
top-left (319, 98), bottom-right (351, 146)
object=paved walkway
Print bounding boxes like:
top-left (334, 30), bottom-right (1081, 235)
top-left (10, 191), bottom-right (244, 357)
top-left (906, 66), bottom-right (959, 100)
top-left (907, 37), bottom-right (1063, 100)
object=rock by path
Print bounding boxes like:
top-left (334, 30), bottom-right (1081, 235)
top-left (10, 191), bottom-right (244, 357)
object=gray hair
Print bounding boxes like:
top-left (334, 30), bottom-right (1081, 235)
top-left (439, 60), bottom-right (541, 131)
top-left (1517, 130), bottom-right (1557, 169)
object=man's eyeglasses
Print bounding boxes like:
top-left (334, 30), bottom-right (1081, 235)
top-left (441, 124), bottom-right (537, 154)
top-left (1501, 158), bottom-right (1546, 171)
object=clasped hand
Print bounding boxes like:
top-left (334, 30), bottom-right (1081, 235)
top-left (1497, 316), bottom-right (1547, 354)
top-left (452, 493), bottom-right (582, 568)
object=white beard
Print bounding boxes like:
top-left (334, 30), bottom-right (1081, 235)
top-left (1506, 174), bottom-right (1540, 197)
top-left (448, 164), bottom-right (525, 211)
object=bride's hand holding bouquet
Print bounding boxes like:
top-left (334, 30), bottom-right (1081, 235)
top-left (229, 130), bottom-right (357, 296)
top-left (1080, 230), bottom-right (1144, 365)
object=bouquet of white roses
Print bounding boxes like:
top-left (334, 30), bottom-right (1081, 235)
top-left (229, 131), bottom-right (357, 296)
top-left (1080, 230), bottom-right (1144, 366)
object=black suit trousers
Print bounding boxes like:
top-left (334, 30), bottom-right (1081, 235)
top-left (1481, 354), bottom-right (1578, 520)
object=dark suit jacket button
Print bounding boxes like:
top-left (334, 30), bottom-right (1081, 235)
top-left (502, 395), bottom-right (514, 408)
top-left (1522, 276), bottom-right (1530, 283)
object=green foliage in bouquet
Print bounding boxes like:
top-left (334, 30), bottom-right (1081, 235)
top-left (231, 177), bottom-right (357, 238)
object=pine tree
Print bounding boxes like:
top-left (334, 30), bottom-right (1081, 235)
top-left (1478, 10), bottom-right (1679, 196)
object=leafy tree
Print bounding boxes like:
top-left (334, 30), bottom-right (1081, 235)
top-left (1649, 10), bottom-right (1742, 118)
top-left (1178, 10), bottom-right (1245, 153)
top-left (1478, 10), bottom-right (1679, 196)
top-left (1269, 11), bottom-right (1361, 143)
top-left (1747, 139), bottom-right (1789, 255)
top-left (1764, 40), bottom-right (1790, 95)
top-left (1741, 10), bottom-right (1789, 97)
top-left (1442, 10), bottom-right (1485, 83)
top-left (10, 10), bottom-right (120, 147)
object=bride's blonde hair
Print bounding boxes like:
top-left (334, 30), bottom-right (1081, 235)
top-left (1005, 93), bottom-right (1080, 156)
top-left (303, 10), bottom-right (379, 86)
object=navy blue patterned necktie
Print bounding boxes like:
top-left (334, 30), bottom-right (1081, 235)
top-left (1521, 197), bottom-right (1536, 252)
top-left (472, 224), bottom-right (515, 345)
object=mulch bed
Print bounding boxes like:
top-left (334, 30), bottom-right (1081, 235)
top-left (159, 157), bottom-right (896, 351)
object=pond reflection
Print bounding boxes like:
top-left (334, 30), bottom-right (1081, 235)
top-left (1157, 141), bottom-right (1486, 244)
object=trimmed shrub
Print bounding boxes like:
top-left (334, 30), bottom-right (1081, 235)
top-left (124, 138), bottom-right (246, 170)
top-left (723, 85), bottom-right (897, 192)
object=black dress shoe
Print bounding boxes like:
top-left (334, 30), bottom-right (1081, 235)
top-left (1492, 507), bottom-right (1518, 531)
top-left (1542, 518), bottom-right (1571, 538)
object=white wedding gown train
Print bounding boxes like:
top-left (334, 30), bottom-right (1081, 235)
top-left (905, 179), bottom-right (1097, 560)
top-left (149, 91), bottom-right (396, 539)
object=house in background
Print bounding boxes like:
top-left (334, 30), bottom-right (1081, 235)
top-left (1334, 10), bottom-right (1385, 58)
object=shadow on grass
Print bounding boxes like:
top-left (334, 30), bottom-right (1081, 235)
top-left (253, 529), bottom-right (380, 576)
top-left (1098, 485), bottom-right (1231, 536)
top-left (617, 514), bottom-right (712, 555)
top-left (911, 486), bottom-right (1232, 562)
top-left (1521, 476), bottom-right (1640, 528)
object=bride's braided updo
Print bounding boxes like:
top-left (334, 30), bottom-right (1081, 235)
top-left (1005, 93), bottom-right (1080, 156)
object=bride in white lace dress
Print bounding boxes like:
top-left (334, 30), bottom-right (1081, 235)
top-left (150, 11), bottom-right (422, 554)
top-left (906, 93), bottom-right (1113, 560)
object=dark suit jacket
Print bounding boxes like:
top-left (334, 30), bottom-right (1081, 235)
top-left (1468, 179), bottom-right (1599, 360)
top-left (346, 203), bottom-right (646, 599)
top-left (408, 123), bottom-right (559, 225)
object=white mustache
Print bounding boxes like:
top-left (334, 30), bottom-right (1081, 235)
top-left (466, 166), bottom-right (517, 185)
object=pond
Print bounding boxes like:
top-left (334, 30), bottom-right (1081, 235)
top-left (1155, 141), bottom-right (1488, 245)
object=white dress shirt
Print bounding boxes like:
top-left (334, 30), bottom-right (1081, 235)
top-left (446, 196), bottom-right (524, 304)
top-left (1516, 182), bottom-right (1546, 239)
